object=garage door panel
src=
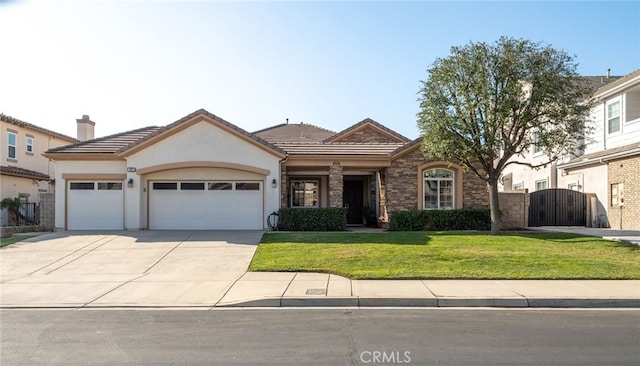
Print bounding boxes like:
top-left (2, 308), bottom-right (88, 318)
top-left (149, 181), bottom-right (263, 230)
top-left (67, 182), bottom-right (124, 230)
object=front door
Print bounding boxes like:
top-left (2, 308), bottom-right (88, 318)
top-left (343, 180), bottom-right (364, 225)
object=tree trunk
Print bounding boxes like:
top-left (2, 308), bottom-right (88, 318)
top-left (488, 180), bottom-right (502, 235)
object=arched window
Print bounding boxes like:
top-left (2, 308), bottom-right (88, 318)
top-left (423, 168), bottom-right (454, 209)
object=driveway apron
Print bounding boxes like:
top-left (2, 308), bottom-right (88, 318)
top-left (0, 230), bottom-right (262, 307)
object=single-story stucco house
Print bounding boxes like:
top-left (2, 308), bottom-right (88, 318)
top-left (44, 109), bottom-right (489, 230)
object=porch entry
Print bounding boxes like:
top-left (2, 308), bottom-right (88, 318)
top-left (343, 180), bottom-right (364, 225)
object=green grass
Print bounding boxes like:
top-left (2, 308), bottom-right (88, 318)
top-left (249, 232), bottom-right (640, 279)
top-left (0, 236), bottom-right (27, 248)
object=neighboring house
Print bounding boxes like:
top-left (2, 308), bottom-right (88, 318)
top-left (501, 69), bottom-right (640, 229)
top-left (44, 109), bottom-right (488, 230)
top-left (1, 114), bottom-right (78, 225)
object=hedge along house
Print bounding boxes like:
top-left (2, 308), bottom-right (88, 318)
top-left (45, 109), bottom-right (488, 230)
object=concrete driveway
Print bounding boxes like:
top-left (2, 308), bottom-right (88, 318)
top-left (0, 231), bottom-right (263, 307)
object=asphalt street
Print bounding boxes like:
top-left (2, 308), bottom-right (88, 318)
top-left (1, 309), bottom-right (638, 365)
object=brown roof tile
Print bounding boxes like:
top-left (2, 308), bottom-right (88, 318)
top-left (275, 142), bottom-right (405, 155)
top-left (0, 114), bottom-right (77, 142)
top-left (590, 69), bottom-right (640, 96)
top-left (0, 166), bottom-right (50, 180)
top-left (45, 126), bottom-right (161, 155)
top-left (254, 122), bottom-right (336, 143)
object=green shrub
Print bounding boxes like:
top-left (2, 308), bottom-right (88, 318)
top-left (277, 208), bottom-right (347, 231)
top-left (388, 208), bottom-right (491, 231)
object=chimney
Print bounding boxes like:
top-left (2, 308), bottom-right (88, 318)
top-left (607, 68), bottom-right (611, 78)
top-left (76, 115), bottom-right (95, 141)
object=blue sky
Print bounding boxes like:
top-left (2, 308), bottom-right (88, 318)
top-left (1, 1), bottom-right (639, 140)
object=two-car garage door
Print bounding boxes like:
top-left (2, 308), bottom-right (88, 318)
top-left (149, 181), bottom-right (263, 230)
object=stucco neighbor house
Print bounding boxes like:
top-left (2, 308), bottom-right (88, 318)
top-left (500, 69), bottom-right (640, 229)
top-left (1, 114), bottom-right (78, 226)
top-left (44, 109), bottom-right (489, 231)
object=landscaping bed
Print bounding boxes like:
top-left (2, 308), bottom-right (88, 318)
top-left (249, 232), bottom-right (640, 279)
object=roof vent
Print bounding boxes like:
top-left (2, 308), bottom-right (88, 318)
top-left (607, 68), bottom-right (611, 78)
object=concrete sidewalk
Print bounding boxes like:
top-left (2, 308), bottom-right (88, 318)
top-left (533, 226), bottom-right (640, 245)
top-left (1, 231), bottom-right (638, 309)
top-left (2, 271), bottom-right (638, 309)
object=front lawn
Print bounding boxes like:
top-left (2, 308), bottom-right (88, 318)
top-left (0, 236), bottom-right (27, 248)
top-left (249, 232), bottom-right (640, 279)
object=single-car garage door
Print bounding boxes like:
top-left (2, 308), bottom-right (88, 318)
top-left (67, 181), bottom-right (124, 230)
top-left (149, 181), bottom-right (263, 230)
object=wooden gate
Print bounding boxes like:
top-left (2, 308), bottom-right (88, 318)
top-left (528, 189), bottom-right (586, 227)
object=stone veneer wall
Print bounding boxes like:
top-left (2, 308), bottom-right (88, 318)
top-left (607, 155), bottom-right (640, 230)
top-left (38, 192), bottom-right (55, 230)
top-left (333, 127), bottom-right (400, 144)
top-left (329, 162), bottom-right (344, 207)
top-left (498, 190), bottom-right (529, 229)
top-left (385, 148), bottom-right (488, 214)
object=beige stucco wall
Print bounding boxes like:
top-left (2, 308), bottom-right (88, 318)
top-left (1, 120), bottom-right (76, 203)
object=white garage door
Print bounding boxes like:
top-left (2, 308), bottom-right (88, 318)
top-left (67, 181), bottom-right (124, 230)
top-left (149, 181), bottom-right (263, 230)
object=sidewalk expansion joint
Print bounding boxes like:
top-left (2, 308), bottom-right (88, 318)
top-left (142, 232), bottom-right (195, 274)
top-left (31, 235), bottom-right (118, 275)
top-left (82, 273), bottom-right (149, 307)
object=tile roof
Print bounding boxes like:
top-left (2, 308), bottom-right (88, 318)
top-left (45, 126), bottom-right (162, 154)
top-left (324, 118), bottom-right (411, 143)
top-left (0, 166), bottom-right (50, 180)
top-left (581, 75), bottom-right (624, 93)
top-left (275, 142), bottom-right (405, 155)
top-left (0, 114), bottom-right (77, 142)
top-left (590, 68), bottom-right (640, 96)
top-left (254, 122), bottom-right (336, 143)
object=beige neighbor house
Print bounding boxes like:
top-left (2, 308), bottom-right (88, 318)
top-left (1, 114), bottom-right (79, 226)
top-left (500, 69), bottom-right (640, 229)
top-left (44, 109), bottom-right (489, 230)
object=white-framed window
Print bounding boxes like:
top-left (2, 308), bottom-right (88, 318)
top-left (607, 99), bottom-right (621, 134)
top-left (7, 132), bottom-right (16, 159)
top-left (535, 179), bottom-right (548, 191)
top-left (611, 182), bottom-right (624, 206)
top-left (26, 136), bottom-right (33, 153)
top-left (513, 182), bottom-right (524, 190)
top-left (291, 180), bottom-right (318, 207)
top-left (532, 131), bottom-right (543, 154)
top-left (423, 168), bottom-right (455, 209)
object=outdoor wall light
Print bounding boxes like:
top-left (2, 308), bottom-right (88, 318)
top-left (272, 178), bottom-right (277, 188)
top-left (127, 178), bottom-right (134, 188)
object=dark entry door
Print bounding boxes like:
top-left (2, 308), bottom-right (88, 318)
top-left (528, 189), bottom-right (586, 227)
top-left (343, 180), bottom-right (364, 225)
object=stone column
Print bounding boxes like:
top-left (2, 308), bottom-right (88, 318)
top-left (280, 164), bottom-right (288, 208)
top-left (329, 162), bottom-right (343, 208)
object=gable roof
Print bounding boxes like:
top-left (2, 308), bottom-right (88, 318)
top-left (0, 166), bottom-right (50, 181)
top-left (254, 122), bottom-right (335, 143)
top-left (45, 109), bottom-right (287, 160)
top-left (119, 109), bottom-right (286, 158)
top-left (323, 118), bottom-right (411, 144)
top-left (0, 114), bottom-right (77, 142)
